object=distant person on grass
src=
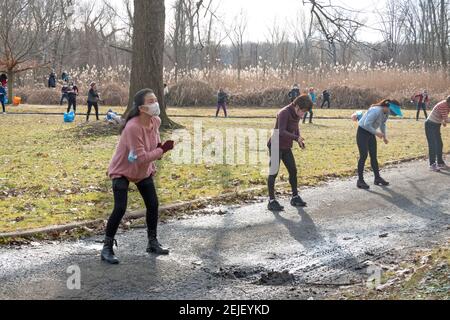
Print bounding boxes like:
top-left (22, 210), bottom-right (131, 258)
top-left (216, 88), bottom-right (228, 118)
top-left (412, 90), bottom-right (429, 121)
top-left (61, 71), bottom-right (69, 82)
top-left (425, 96), bottom-right (450, 172)
top-left (67, 82), bottom-right (79, 113)
top-left (0, 84), bottom-right (6, 114)
top-left (86, 82), bottom-right (100, 122)
top-left (356, 99), bottom-right (402, 190)
top-left (48, 71), bottom-right (57, 88)
top-left (288, 84), bottom-right (301, 103)
top-left (267, 94), bottom-right (312, 212)
top-left (321, 89), bottom-right (331, 109)
top-left (303, 87), bottom-right (316, 124)
top-left (102, 89), bottom-right (175, 264)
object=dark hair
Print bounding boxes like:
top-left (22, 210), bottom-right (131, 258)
top-left (120, 88), bottom-right (154, 134)
top-left (446, 96), bottom-right (450, 105)
top-left (373, 99), bottom-right (401, 108)
top-left (293, 94), bottom-right (313, 110)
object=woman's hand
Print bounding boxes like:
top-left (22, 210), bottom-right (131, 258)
top-left (298, 137), bottom-right (306, 149)
top-left (383, 137), bottom-right (389, 145)
top-left (376, 132), bottom-right (385, 139)
top-left (158, 141), bottom-right (175, 154)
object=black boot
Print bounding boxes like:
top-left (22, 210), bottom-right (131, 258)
top-left (147, 231), bottom-right (169, 255)
top-left (101, 236), bottom-right (119, 265)
top-left (357, 179), bottom-right (370, 190)
top-left (374, 177), bottom-right (390, 186)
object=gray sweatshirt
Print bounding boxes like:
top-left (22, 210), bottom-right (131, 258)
top-left (359, 106), bottom-right (389, 137)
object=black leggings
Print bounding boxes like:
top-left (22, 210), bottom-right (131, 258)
top-left (416, 102), bottom-right (428, 121)
top-left (67, 97), bottom-right (77, 113)
top-left (357, 127), bottom-right (380, 180)
top-left (87, 102), bottom-right (99, 121)
top-left (303, 107), bottom-right (313, 123)
top-left (268, 149), bottom-right (299, 200)
top-left (105, 176), bottom-right (159, 238)
top-left (425, 121), bottom-right (444, 165)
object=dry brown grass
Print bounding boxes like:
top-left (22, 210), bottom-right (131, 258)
top-left (13, 64), bottom-right (450, 108)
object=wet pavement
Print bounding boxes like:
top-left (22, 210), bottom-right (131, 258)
top-left (1, 160), bottom-right (449, 300)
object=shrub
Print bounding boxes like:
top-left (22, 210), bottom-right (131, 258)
top-left (167, 80), bottom-right (216, 106)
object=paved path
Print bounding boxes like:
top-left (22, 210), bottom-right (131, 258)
top-left (1, 160), bottom-right (449, 300)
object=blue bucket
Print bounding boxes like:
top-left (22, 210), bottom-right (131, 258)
top-left (64, 111), bottom-right (75, 123)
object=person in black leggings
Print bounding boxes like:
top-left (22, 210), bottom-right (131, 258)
top-left (102, 89), bottom-right (175, 265)
top-left (267, 94), bottom-right (312, 211)
top-left (67, 82), bottom-right (78, 113)
top-left (356, 99), bottom-right (400, 189)
top-left (86, 82), bottom-right (100, 121)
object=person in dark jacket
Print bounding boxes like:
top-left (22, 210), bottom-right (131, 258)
top-left (0, 84), bottom-right (7, 113)
top-left (48, 71), bottom-right (56, 88)
top-left (87, 82), bottom-right (101, 121)
top-left (288, 84), bottom-right (301, 103)
top-left (267, 94), bottom-right (313, 212)
top-left (216, 88), bottom-right (228, 117)
top-left (321, 90), bottom-right (331, 108)
top-left (67, 82), bottom-right (79, 113)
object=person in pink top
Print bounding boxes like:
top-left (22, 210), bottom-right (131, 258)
top-left (101, 88), bottom-right (175, 265)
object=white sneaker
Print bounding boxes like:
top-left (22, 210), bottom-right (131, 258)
top-left (429, 163), bottom-right (441, 172)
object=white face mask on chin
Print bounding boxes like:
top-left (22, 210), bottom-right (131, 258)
top-left (141, 102), bottom-right (161, 117)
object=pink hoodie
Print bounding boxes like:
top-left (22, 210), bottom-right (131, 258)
top-left (108, 116), bottom-right (164, 183)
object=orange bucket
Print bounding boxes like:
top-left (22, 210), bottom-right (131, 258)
top-left (13, 96), bottom-right (21, 106)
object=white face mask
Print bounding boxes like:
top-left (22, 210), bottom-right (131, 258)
top-left (141, 102), bottom-right (160, 117)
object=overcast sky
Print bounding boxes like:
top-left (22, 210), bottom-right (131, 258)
top-left (108, 0), bottom-right (386, 42)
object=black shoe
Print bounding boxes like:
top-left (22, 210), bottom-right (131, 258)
top-left (357, 180), bottom-right (370, 190)
top-left (375, 177), bottom-right (390, 186)
top-left (101, 237), bottom-right (119, 265)
top-left (291, 195), bottom-right (307, 207)
top-left (268, 200), bottom-right (285, 212)
top-left (147, 231), bottom-right (169, 255)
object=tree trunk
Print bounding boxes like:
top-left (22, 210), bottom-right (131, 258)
top-left (128, 0), bottom-right (179, 129)
top-left (7, 70), bottom-right (14, 103)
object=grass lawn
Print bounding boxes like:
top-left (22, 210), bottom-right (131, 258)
top-left (9, 104), bottom-right (423, 119)
top-left (0, 105), bottom-right (448, 233)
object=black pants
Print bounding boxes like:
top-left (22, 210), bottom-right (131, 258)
top-left (87, 102), bottom-right (99, 121)
top-left (416, 102), bottom-right (428, 121)
top-left (67, 97), bottom-right (77, 113)
top-left (268, 149), bottom-right (299, 200)
top-left (60, 93), bottom-right (68, 105)
top-left (357, 127), bottom-right (380, 181)
top-left (425, 121), bottom-right (444, 165)
top-left (303, 107), bottom-right (313, 123)
top-left (321, 99), bottom-right (330, 108)
top-left (105, 176), bottom-right (159, 238)
top-left (0, 94), bottom-right (5, 112)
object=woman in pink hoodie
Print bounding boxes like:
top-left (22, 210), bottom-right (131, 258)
top-left (102, 88), bottom-right (174, 264)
